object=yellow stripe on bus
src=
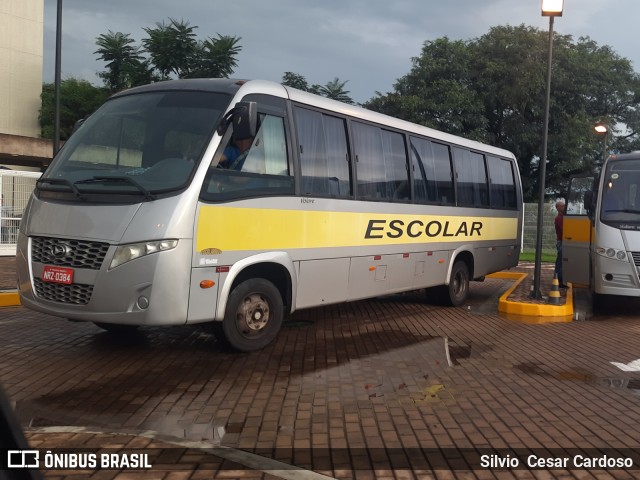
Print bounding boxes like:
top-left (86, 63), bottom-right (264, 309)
top-left (197, 206), bottom-right (519, 252)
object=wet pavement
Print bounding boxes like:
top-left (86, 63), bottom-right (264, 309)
top-left (2, 257), bottom-right (640, 478)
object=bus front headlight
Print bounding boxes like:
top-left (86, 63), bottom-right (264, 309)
top-left (109, 239), bottom-right (178, 270)
top-left (596, 246), bottom-right (627, 261)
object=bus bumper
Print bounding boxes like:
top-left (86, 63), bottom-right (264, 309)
top-left (592, 254), bottom-right (640, 297)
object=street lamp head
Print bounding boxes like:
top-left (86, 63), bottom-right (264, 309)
top-left (542, 0), bottom-right (564, 16)
top-left (595, 123), bottom-right (608, 134)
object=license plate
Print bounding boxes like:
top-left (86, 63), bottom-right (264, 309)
top-left (42, 266), bottom-right (74, 285)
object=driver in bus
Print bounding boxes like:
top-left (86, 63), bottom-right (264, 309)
top-left (218, 135), bottom-right (254, 171)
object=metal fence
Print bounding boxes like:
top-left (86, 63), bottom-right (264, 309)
top-left (0, 170), bottom-right (41, 256)
top-left (523, 202), bottom-right (560, 254)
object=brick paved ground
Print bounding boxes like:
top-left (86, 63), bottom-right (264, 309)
top-left (1, 257), bottom-right (636, 479)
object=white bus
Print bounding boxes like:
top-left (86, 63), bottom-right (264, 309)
top-left (17, 79), bottom-right (523, 351)
top-left (564, 152), bottom-right (640, 305)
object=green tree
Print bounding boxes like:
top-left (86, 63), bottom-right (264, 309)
top-left (317, 77), bottom-right (354, 104)
top-left (39, 78), bottom-right (110, 140)
top-left (366, 37), bottom-right (486, 140)
top-left (94, 31), bottom-right (146, 92)
top-left (142, 18), bottom-right (198, 79)
top-left (365, 26), bottom-right (640, 200)
top-left (188, 34), bottom-right (242, 78)
top-left (281, 72), bottom-right (310, 91)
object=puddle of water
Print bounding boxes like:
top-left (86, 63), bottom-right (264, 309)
top-left (513, 363), bottom-right (640, 396)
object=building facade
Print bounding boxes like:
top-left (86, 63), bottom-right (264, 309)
top-left (0, 0), bottom-right (44, 138)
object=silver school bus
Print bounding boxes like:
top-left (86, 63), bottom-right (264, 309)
top-left (564, 152), bottom-right (640, 304)
top-left (17, 79), bottom-right (523, 351)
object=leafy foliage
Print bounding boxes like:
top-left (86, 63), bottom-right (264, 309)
top-left (364, 25), bottom-right (640, 201)
top-left (39, 78), bottom-right (110, 140)
top-left (94, 18), bottom-right (242, 91)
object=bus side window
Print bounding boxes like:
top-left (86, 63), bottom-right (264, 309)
top-left (410, 137), bottom-right (455, 205)
top-left (242, 114), bottom-right (289, 176)
top-left (487, 155), bottom-right (517, 209)
top-left (294, 107), bottom-right (351, 197)
top-left (453, 147), bottom-right (489, 208)
top-left (352, 122), bottom-right (408, 201)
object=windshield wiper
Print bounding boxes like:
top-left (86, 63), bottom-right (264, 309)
top-left (74, 176), bottom-right (156, 200)
top-left (37, 178), bottom-right (87, 200)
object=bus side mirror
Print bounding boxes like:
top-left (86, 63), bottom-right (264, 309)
top-left (216, 101), bottom-right (258, 139)
top-left (72, 118), bottom-right (85, 135)
top-left (231, 101), bottom-right (257, 140)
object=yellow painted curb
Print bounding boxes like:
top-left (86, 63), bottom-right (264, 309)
top-left (487, 272), bottom-right (573, 322)
top-left (0, 291), bottom-right (20, 307)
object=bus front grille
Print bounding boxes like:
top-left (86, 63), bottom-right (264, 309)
top-left (33, 278), bottom-right (93, 305)
top-left (632, 252), bottom-right (640, 267)
top-left (31, 237), bottom-right (110, 270)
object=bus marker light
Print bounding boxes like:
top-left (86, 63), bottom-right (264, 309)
top-left (200, 280), bottom-right (215, 289)
top-left (438, 259), bottom-right (445, 264)
top-left (374, 255), bottom-right (381, 260)
top-left (216, 266), bottom-right (230, 273)
top-left (369, 267), bottom-right (376, 271)
top-left (403, 253), bottom-right (409, 258)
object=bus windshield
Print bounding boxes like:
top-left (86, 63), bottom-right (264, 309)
top-left (600, 159), bottom-right (640, 226)
top-left (40, 90), bottom-right (230, 199)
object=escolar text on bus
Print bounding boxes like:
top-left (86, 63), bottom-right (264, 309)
top-left (364, 219), bottom-right (483, 240)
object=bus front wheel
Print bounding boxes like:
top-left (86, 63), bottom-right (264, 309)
top-left (222, 278), bottom-right (283, 352)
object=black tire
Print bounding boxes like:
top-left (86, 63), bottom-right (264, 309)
top-left (94, 322), bottom-right (139, 334)
top-left (222, 279), bottom-right (283, 352)
top-left (444, 261), bottom-right (470, 307)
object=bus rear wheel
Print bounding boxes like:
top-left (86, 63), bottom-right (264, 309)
top-left (222, 278), bottom-right (283, 352)
top-left (445, 261), bottom-right (469, 307)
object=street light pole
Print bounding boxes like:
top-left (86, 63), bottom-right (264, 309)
top-left (53, 0), bottom-right (63, 161)
top-left (532, 0), bottom-right (564, 299)
top-left (595, 122), bottom-right (609, 164)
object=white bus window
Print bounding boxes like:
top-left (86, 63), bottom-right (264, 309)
top-left (353, 123), bottom-right (408, 201)
top-left (454, 147), bottom-right (489, 207)
top-left (295, 108), bottom-right (351, 197)
top-left (487, 155), bottom-right (517, 209)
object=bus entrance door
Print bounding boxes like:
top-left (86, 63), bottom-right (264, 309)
top-left (563, 174), bottom-right (595, 287)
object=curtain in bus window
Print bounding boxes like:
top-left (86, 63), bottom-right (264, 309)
top-left (242, 114), bottom-right (288, 176)
top-left (454, 148), bottom-right (489, 207)
top-left (352, 123), bottom-right (385, 199)
top-left (409, 140), bottom-right (429, 203)
top-left (295, 108), bottom-right (350, 197)
top-left (353, 123), bottom-right (408, 201)
top-left (323, 115), bottom-right (351, 196)
top-left (381, 130), bottom-right (409, 201)
top-left (487, 156), bottom-right (516, 208)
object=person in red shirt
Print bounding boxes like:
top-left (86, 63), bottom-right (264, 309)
top-left (554, 200), bottom-right (566, 288)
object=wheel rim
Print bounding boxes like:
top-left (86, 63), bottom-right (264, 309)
top-left (235, 293), bottom-right (270, 337)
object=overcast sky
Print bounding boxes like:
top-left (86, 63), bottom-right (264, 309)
top-left (43, 0), bottom-right (640, 104)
